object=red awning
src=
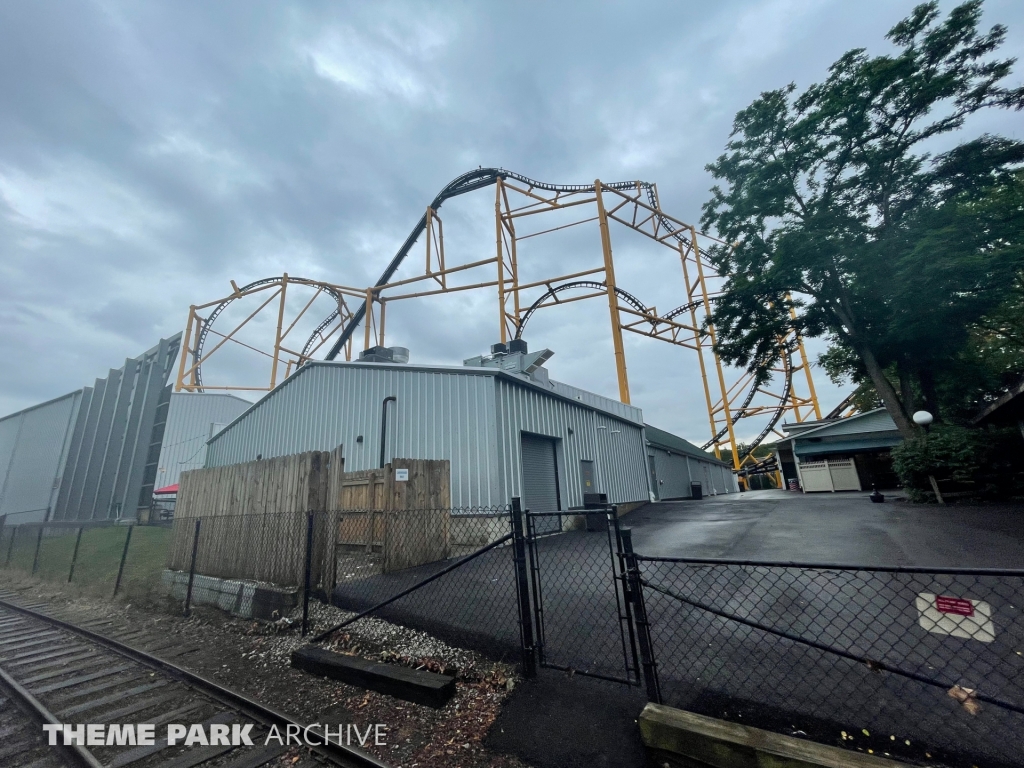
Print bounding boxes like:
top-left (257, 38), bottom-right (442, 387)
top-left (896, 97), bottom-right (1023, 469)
top-left (153, 483), bottom-right (179, 495)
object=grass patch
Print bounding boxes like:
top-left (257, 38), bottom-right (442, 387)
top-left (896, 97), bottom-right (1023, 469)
top-left (0, 525), bottom-right (171, 600)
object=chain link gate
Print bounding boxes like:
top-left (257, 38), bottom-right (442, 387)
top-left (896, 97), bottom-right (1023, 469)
top-left (522, 505), bottom-right (640, 685)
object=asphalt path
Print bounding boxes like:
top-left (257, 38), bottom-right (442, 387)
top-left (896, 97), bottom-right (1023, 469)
top-left (333, 492), bottom-right (1024, 767)
top-left (629, 489), bottom-right (1024, 567)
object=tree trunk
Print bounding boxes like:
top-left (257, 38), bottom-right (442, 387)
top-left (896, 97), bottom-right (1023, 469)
top-left (854, 341), bottom-right (918, 439)
top-left (919, 368), bottom-right (941, 421)
top-left (899, 364), bottom-right (916, 416)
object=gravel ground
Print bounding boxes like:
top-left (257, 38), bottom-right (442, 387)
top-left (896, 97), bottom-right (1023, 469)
top-left (0, 573), bottom-right (534, 768)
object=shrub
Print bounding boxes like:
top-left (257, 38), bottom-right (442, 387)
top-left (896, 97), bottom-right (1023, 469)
top-left (892, 425), bottom-right (1024, 501)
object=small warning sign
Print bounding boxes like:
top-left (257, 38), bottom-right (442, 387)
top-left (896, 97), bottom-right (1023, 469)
top-left (935, 595), bottom-right (975, 617)
top-left (394, 468), bottom-right (409, 482)
top-left (916, 592), bottom-right (994, 643)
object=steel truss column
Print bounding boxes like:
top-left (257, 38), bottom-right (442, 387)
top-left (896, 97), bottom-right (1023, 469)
top-left (595, 181), bottom-right (631, 404)
top-left (789, 305), bottom-right (822, 421)
top-left (495, 180), bottom-right (508, 343)
top-left (690, 227), bottom-right (740, 468)
top-left (678, 242), bottom-right (721, 456)
top-left (270, 273), bottom-right (288, 389)
top-left (495, 179), bottom-right (521, 343)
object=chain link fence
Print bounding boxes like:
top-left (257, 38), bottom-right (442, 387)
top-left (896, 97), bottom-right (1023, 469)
top-left (0, 519), bottom-right (173, 600)
top-left (634, 556), bottom-right (1024, 767)
top-left (316, 507), bottom-right (521, 659)
top-left (156, 507), bottom-right (523, 661)
top-left (525, 509), bottom-right (638, 684)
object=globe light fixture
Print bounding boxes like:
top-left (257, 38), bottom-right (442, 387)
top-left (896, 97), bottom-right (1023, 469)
top-left (912, 410), bottom-right (934, 427)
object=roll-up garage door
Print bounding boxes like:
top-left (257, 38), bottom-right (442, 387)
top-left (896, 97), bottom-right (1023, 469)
top-left (521, 434), bottom-right (561, 534)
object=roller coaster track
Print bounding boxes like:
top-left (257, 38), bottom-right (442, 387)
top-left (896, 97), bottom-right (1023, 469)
top-left (516, 281), bottom-right (792, 458)
top-left (324, 169), bottom-right (682, 360)
top-left (191, 277), bottom-right (348, 392)
top-left (184, 166), bottom-right (820, 464)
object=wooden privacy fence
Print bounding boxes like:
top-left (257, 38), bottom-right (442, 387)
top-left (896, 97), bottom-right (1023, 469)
top-left (168, 449), bottom-right (453, 588)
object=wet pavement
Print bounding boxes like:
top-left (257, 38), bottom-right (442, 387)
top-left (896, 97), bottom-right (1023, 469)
top-left (627, 489), bottom-right (1024, 567)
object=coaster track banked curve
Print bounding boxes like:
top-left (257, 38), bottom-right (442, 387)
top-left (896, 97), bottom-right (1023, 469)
top-left (179, 168), bottom-right (823, 470)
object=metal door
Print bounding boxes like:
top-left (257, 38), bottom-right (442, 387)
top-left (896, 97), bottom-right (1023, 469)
top-left (648, 454), bottom-right (659, 500)
top-left (580, 460), bottom-right (596, 495)
top-left (521, 434), bottom-right (561, 534)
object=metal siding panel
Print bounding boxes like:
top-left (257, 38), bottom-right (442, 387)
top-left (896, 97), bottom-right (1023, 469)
top-left (204, 365), bottom-right (500, 507)
top-left (65, 376), bottom-right (108, 518)
top-left (652, 447), bottom-right (692, 499)
top-left (0, 414), bottom-right (21, 498)
top-left (53, 387), bottom-right (92, 520)
top-left (203, 362), bottom-right (651, 508)
top-left (92, 358), bottom-right (137, 518)
top-left (154, 394), bottom-right (252, 489)
top-left (0, 393), bottom-right (80, 522)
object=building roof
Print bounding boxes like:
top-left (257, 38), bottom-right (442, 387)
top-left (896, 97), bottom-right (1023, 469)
top-left (973, 376), bottom-right (1024, 426)
top-left (777, 408), bottom-right (902, 456)
top-left (0, 389), bottom-right (84, 424)
top-left (780, 408), bottom-right (898, 440)
top-left (643, 424), bottom-right (732, 467)
top-left (208, 358), bottom-right (646, 447)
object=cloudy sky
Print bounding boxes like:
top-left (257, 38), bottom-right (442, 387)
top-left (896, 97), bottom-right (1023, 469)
top-left (2, 0), bottom-right (1022, 446)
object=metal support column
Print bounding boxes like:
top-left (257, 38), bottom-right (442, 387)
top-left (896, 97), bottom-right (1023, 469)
top-left (595, 181), bottom-right (631, 404)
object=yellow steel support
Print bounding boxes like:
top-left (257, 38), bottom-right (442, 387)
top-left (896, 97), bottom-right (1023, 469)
top-left (176, 307), bottom-right (196, 392)
top-left (595, 180), bottom-right (630, 404)
top-left (363, 288), bottom-right (373, 352)
top-left (502, 183), bottom-right (521, 330)
top-left (269, 273), bottom-right (288, 389)
top-left (176, 174), bottom-right (829, 459)
top-left (495, 179), bottom-right (507, 343)
top-left (789, 304), bottom-right (822, 420)
top-left (678, 244), bottom-right (720, 458)
top-left (691, 227), bottom-right (740, 470)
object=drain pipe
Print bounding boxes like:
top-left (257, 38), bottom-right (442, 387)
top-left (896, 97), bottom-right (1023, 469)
top-left (380, 395), bottom-right (397, 468)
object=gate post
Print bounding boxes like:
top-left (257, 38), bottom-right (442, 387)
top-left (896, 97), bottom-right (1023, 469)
top-left (5, 525), bottom-right (17, 567)
top-left (609, 509), bottom-right (641, 683)
top-left (620, 528), bottom-right (662, 703)
top-left (68, 527), bottom-right (84, 583)
top-left (31, 526), bottom-right (44, 575)
top-left (510, 497), bottom-right (537, 678)
top-left (302, 510), bottom-right (315, 637)
top-left (184, 518), bottom-right (202, 617)
top-left (113, 525), bottom-right (134, 597)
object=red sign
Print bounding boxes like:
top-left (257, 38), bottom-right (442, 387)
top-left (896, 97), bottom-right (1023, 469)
top-left (935, 595), bottom-right (975, 617)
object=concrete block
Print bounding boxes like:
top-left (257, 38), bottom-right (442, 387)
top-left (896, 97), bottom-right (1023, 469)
top-left (160, 570), bottom-right (298, 620)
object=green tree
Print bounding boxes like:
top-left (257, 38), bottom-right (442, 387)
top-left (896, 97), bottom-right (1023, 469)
top-left (700, 1), bottom-right (1024, 438)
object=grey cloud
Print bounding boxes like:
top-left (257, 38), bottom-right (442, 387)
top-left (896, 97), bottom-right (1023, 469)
top-left (2, 0), bottom-right (1022, 445)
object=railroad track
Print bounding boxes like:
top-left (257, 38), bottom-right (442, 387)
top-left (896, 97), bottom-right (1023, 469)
top-left (0, 591), bottom-right (389, 768)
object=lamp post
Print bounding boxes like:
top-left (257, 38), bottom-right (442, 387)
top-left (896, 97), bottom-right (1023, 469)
top-left (912, 410), bottom-right (934, 433)
top-left (911, 410), bottom-right (943, 504)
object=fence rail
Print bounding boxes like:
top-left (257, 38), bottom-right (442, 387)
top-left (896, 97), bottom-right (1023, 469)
top-left (633, 555), bottom-right (1024, 767)
top-left (3, 500), bottom-right (1022, 767)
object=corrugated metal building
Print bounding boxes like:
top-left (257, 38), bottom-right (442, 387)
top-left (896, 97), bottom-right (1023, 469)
top-left (153, 393), bottom-right (252, 491)
top-left (0, 335), bottom-right (181, 524)
top-left (0, 392), bottom-right (83, 524)
top-left (206, 349), bottom-right (656, 509)
top-left (645, 424), bottom-right (739, 499)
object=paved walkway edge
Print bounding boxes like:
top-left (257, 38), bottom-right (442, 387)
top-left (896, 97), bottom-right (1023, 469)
top-left (639, 703), bottom-right (909, 768)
